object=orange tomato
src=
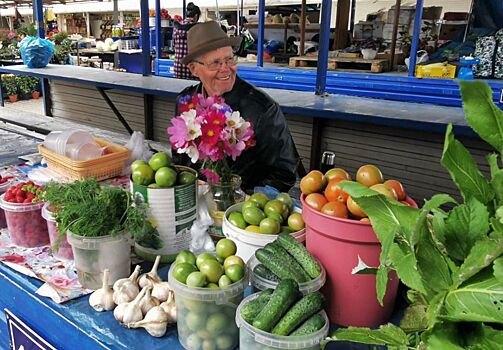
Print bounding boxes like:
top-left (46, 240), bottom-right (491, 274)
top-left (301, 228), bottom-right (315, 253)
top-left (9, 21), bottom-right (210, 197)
top-left (360, 217), bottom-right (371, 223)
top-left (305, 193), bottom-right (328, 211)
top-left (347, 196), bottom-right (366, 218)
top-left (300, 170), bottom-right (326, 195)
top-left (320, 201), bottom-right (348, 218)
top-left (324, 178), bottom-right (349, 204)
top-left (325, 168), bottom-right (351, 182)
top-left (370, 183), bottom-right (397, 200)
top-left (356, 164), bottom-right (384, 187)
top-left (384, 179), bottom-right (406, 201)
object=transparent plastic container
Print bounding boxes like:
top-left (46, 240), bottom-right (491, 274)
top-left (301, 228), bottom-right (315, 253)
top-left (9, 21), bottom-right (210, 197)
top-left (41, 203), bottom-right (73, 260)
top-left (248, 255), bottom-right (326, 295)
top-left (0, 194), bottom-right (49, 247)
top-left (65, 142), bottom-right (103, 161)
top-left (222, 202), bottom-right (306, 262)
top-left (236, 293), bottom-right (329, 350)
top-left (67, 230), bottom-right (131, 289)
top-left (168, 263), bottom-right (248, 350)
top-left (44, 130), bottom-right (95, 156)
top-left (0, 179), bottom-right (16, 229)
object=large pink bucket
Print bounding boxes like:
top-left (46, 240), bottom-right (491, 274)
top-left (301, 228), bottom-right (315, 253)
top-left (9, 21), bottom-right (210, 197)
top-left (302, 195), bottom-right (416, 327)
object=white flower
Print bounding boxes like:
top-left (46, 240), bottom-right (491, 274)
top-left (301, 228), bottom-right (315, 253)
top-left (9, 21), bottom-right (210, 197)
top-left (225, 111), bottom-right (244, 129)
top-left (182, 109), bottom-right (202, 141)
top-left (178, 144), bottom-right (199, 163)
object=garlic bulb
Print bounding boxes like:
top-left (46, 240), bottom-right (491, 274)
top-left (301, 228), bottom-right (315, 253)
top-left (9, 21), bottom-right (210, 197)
top-left (127, 306), bottom-right (169, 337)
top-left (113, 282), bottom-right (139, 305)
top-left (114, 286), bottom-right (147, 324)
top-left (151, 279), bottom-right (173, 302)
top-left (138, 255), bottom-right (162, 288)
top-left (89, 269), bottom-right (116, 312)
top-left (113, 265), bottom-right (141, 292)
top-left (139, 285), bottom-right (160, 315)
top-left (160, 291), bottom-right (176, 322)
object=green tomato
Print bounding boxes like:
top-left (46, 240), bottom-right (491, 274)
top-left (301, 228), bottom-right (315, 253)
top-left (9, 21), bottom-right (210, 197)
top-left (173, 262), bottom-right (198, 284)
top-left (224, 264), bottom-right (245, 283)
top-left (201, 339), bottom-right (217, 350)
top-left (186, 271), bottom-right (207, 288)
top-left (206, 313), bottom-right (228, 335)
top-left (223, 255), bottom-right (245, 270)
top-left (186, 311), bottom-right (207, 332)
top-left (249, 192), bottom-right (269, 209)
top-left (242, 207), bottom-right (266, 226)
top-left (148, 151), bottom-right (171, 171)
top-left (215, 238), bottom-right (237, 259)
top-left (266, 212), bottom-right (284, 224)
top-left (196, 252), bottom-right (217, 270)
top-left (131, 164), bottom-right (155, 186)
top-left (241, 200), bottom-right (259, 211)
top-left (227, 212), bottom-right (247, 230)
top-left (207, 282), bottom-right (219, 289)
top-left (259, 217), bottom-right (281, 234)
top-left (130, 159), bottom-right (147, 172)
top-left (276, 192), bottom-right (293, 211)
top-left (185, 334), bottom-right (202, 350)
top-left (218, 275), bottom-right (232, 288)
top-left (155, 166), bottom-right (177, 187)
top-left (245, 225), bottom-right (261, 233)
top-left (177, 170), bottom-right (196, 185)
top-left (215, 334), bottom-right (234, 350)
top-left (287, 213), bottom-right (305, 232)
top-left (176, 250), bottom-right (197, 266)
top-left (264, 200), bottom-right (287, 217)
top-left (199, 259), bottom-right (224, 284)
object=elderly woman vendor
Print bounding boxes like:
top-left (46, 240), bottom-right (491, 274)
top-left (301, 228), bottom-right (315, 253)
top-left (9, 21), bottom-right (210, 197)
top-left (175, 21), bottom-right (300, 193)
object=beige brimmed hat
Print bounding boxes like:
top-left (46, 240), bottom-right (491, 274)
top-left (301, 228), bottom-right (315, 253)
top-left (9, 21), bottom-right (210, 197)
top-left (181, 21), bottom-right (242, 64)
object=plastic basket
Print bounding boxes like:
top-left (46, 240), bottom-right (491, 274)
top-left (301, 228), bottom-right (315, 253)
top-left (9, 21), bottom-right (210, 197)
top-left (39, 139), bottom-right (129, 181)
top-left (415, 63), bottom-right (457, 79)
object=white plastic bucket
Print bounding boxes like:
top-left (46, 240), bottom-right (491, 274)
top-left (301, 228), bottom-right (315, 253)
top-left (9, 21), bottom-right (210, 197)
top-left (222, 202), bottom-right (305, 262)
top-left (248, 255), bottom-right (326, 295)
top-left (67, 230), bottom-right (131, 289)
top-left (168, 264), bottom-right (248, 350)
top-left (131, 166), bottom-right (198, 263)
top-left (236, 293), bottom-right (329, 350)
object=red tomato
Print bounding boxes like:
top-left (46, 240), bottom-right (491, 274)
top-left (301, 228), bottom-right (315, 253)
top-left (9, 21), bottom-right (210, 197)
top-left (324, 178), bottom-right (349, 204)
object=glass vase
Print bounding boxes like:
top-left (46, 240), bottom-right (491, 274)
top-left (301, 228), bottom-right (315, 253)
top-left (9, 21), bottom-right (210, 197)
top-left (205, 174), bottom-right (246, 243)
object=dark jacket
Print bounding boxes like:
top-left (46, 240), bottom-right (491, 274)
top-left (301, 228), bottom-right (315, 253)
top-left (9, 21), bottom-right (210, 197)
top-left (175, 76), bottom-right (299, 193)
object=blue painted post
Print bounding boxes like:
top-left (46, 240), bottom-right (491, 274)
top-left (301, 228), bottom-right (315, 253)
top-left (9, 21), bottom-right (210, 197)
top-left (155, 0), bottom-right (161, 75)
top-left (140, 0), bottom-right (151, 76)
top-left (408, 0), bottom-right (424, 77)
top-left (257, 0), bottom-right (265, 67)
top-left (316, 0), bottom-right (332, 95)
top-left (33, 0), bottom-right (44, 38)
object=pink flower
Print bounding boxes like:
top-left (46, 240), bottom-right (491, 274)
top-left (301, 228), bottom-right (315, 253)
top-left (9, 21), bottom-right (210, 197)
top-left (49, 275), bottom-right (76, 288)
top-left (201, 169), bottom-right (220, 183)
top-left (0, 254), bottom-right (26, 264)
top-left (167, 116), bottom-right (189, 149)
top-left (7, 32), bottom-right (15, 40)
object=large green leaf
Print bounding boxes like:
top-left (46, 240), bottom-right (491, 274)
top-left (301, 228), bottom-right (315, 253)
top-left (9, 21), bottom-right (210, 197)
top-left (427, 291), bottom-right (448, 329)
top-left (444, 270), bottom-right (503, 323)
top-left (492, 170), bottom-right (503, 206)
top-left (443, 197), bottom-right (490, 261)
top-left (441, 124), bottom-right (494, 204)
top-left (452, 237), bottom-right (503, 288)
top-left (465, 324), bottom-right (503, 350)
top-left (494, 257), bottom-right (503, 283)
top-left (325, 323), bottom-right (409, 347)
top-left (422, 194), bottom-right (458, 212)
top-left (459, 80), bottom-right (503, 154)
top-left (422, 322), bottom-right (465, 350)
top-left (389, 242), bottom-right (428, 295)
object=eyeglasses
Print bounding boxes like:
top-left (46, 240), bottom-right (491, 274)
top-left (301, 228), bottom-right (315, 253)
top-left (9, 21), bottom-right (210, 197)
top-left (193, 55), bottom-right (238, 71)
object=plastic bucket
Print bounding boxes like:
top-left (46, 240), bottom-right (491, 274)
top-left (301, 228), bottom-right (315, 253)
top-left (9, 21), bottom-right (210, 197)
top-left (67, 230), bottom-right (131, 289)
top-left (248, 255), bottom-right (326, 295)
top-left (131, 166), bottom-right (198, 263)
top-left (168, 263), bottom-right (248, 350)
top-left (302, 194), bottom-right (417, 327)
top-left (0, 194), bottom-right (49, 247)
top-left (236, 293), bottom-right (329, 350)
top-left (0, 179), bottom-right (16, 229)
top-left (222, 202), bottom-right (306, 262)
top-left (41, 203), bottom-right (73, 260)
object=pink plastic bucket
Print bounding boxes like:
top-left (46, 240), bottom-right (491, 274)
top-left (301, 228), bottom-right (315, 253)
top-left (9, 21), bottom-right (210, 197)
top-left (42, 203), bottom-right (74, 260)
top-left (302, 194), bottom-right (417, 327)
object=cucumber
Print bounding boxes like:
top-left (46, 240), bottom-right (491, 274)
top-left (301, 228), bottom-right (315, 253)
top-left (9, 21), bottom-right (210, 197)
top-left (253, 279), bottom-right (300, 332)
top-left (255, 248), bottom-right (308, 283)
top-left (254, 264), bottom-right (281, 282)
top-left (240, 289), bottom-right (274, 324)
top-left (290, 313), bottom-right (326, 336)
top-left (271, 291), bottom-right (325, 336)
top-left (264, 242), bottom-right (311, 282)
top-left (277, 233), bottom-right (321, 279)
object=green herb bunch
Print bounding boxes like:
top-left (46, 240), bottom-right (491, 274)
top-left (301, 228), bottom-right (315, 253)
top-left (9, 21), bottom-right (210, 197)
top-left (324, 81), bottom-right (503, 349)
top-left (43, 179), bottom-right (161, 249)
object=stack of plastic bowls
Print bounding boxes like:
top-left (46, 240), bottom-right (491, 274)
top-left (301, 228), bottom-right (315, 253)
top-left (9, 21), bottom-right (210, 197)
top-left (43, 130), bottom-right (103, 161)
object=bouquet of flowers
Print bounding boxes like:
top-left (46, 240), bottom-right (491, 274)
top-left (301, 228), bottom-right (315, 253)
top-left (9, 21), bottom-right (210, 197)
top-left (167, 94), bottom-right (256, 184)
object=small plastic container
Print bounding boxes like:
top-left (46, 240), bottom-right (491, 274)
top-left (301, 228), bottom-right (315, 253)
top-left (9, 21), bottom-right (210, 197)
top-left (65, 142), bottom-right (103, 161)
top-left (236, 293), bottom-right (329, 350)
top-left (67, 230), bottom-right (131, 289)
top-left (41, 203), bottom-right (73, 260)
top-left (222, 202), bottom-right (306, 262)
top-left (0, 194), bottom-right (49, 247)
top-left (168, 263), bottom-right (248, 350)
top-left (0, 179), bottom-right (16, 229)
top-left (248, 255), bottom-right (326, 295)
top-left (44, 130), bottom-right (95, 156)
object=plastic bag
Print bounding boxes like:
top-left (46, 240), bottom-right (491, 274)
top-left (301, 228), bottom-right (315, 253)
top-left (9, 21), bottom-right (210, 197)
top-left (189, 184), bottom-right (215, 254)
top-left (19, 36), bottom-right (55, 68)
top-left (124, 131), bottom-right (154, 174)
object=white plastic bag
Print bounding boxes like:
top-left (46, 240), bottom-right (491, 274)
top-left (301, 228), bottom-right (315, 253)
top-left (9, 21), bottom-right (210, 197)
top-left (124, 131), bottom-right (153, 174)
top-left (189, 183), bottom-right (215, 254)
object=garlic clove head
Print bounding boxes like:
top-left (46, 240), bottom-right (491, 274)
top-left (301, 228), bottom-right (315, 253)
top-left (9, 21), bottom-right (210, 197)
top-left (138, 255), bottom-right (162, 288)
top-left (113, 265), bottom-right (141, 292)
top-left (151, 281), bottom-right (172, 302)
top-left (89, 269), bottom-right (116, 312)
top-left (113, 283), bottom-right (139, 305)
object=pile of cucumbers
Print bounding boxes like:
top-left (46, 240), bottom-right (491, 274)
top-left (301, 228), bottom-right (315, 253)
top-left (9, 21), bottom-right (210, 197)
top-left (240, 279), bottom-right (326, 337)
top-left (254, 233), bottom-right (322, 284)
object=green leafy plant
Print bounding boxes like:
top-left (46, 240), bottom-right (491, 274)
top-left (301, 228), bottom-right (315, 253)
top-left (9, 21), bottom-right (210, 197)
top-left (42, 179), bottom-right (161, 249)
top-left (18, 23), bottom-right (37, 37)
top-left (50, 32), bottom-right (72, 64)
top-left (27, 76), bottom-right (40, 93)
top-left (323, 81), bottom-right (503, 349)
top-left (1, 74), bottom-right (17, 96)
top-left (15, 75), bottom-right (31, 95)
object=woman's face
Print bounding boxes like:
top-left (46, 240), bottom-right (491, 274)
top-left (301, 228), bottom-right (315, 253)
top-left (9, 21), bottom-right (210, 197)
top-left (189, 47), bottom-right (237, 97)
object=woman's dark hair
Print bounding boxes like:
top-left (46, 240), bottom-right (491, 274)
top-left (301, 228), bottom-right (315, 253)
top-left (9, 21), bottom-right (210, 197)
top-left (186, 2), bottom-right (201, 19)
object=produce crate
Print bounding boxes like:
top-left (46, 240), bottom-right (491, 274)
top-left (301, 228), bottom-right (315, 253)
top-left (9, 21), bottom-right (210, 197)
top-left (289, 56), bottom-right (388, 73)
top-left (38, 139), bottom-right (129, 181)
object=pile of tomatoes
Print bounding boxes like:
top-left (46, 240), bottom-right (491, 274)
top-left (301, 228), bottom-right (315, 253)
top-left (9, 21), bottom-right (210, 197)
top-left (3, 181), bottom-right (44, 204)
top-left (300, 165), bottom-right (408, 220)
